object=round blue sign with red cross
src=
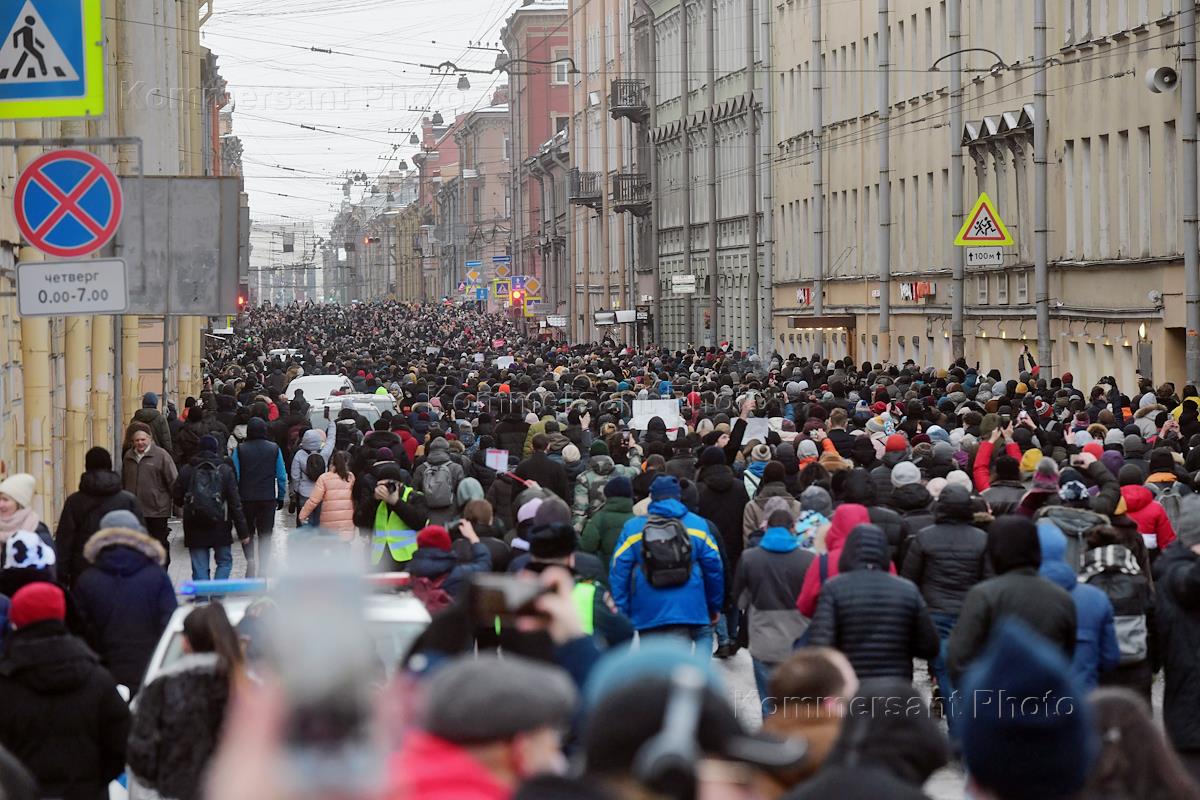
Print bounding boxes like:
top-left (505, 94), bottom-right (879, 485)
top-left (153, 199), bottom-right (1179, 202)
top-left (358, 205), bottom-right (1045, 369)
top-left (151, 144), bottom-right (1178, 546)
top-left (13, 148), bottom-right (123, 258)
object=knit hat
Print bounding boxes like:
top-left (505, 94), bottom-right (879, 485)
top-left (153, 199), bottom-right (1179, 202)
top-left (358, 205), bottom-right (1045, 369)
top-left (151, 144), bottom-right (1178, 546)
top-left (85, 447), bottom-right (112, 471)
top-left (516, 498), bottom-right (544, 524)
top-left (650, 475), bottom-right (682, 500)
top-left (9, 582), bottom-right (66, 628)
top-left (1058, 481), bottom-right (1090, 503)
top-left (562, 444), bottom-right (581, 464)
top-left (960, 619), bottom-right (1098, 800)
top-left (884, 434), bottom-right (909, 453)
top-left (926, 425), bottom-right (950, 444)
top-left (1019, 448), bottom-right (1044, 474)
top-left (762, 462), bottom-right (786, 485)
top-left (4, 530), bottom-right (55, 570)
top-left (416, 525), bottom-right (452, 552)
top-left (1033, 457), bottom-right (1060, 491)
top-left (926, 477), bottom-right (948, 499)
top-left (800, 485), bottom-right (833, 518)
top-left (945, 470), bottom-right (973, 492)
top-left (699, 445), bottom-right (726, 468)
top-left (1117, 464), bottom-right (1144, 486)
top-left (99, 510), bottom-right (146, 534)
top-left (796, 439), bottom-right (819, 459)
top-left (604, 476), bottom-right (633, 498)
top-left (1082, 441), bottom-right (1104, 461)
top-left (528, 522), bottom-right (576, 560)
top-left (1123, 434), bottom-right (1147, 458)
top-left (750, 444), bottom-right (772, 463)
top-left (589, 440), bottom-right (610, 457)
top-left (1149, 448), bottom-right (1177, 473)
top-left (198, 435), bottom-right (220, 454)
top-left (1104, 429), bottom-right (1126, 447)
top-left (0, 473), bottom-right (35, 509)
top-left (891, 461), bottom-right (922, 488)
top-left (142, 392), bottom-right (159, 409)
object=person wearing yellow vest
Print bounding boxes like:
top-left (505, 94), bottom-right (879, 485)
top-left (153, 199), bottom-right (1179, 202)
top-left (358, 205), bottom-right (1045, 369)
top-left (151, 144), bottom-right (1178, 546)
top-left (371, 466), bottom-right (429, 570)
top-left (522, 521), bottom-right (633, 648)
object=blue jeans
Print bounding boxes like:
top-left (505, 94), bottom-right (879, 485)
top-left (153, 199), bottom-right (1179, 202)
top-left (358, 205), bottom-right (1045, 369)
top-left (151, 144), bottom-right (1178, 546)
top-left (752, 657), bottom-right (776, 718)
top-left (190, 545), bottom-right (233, 580)
top-left (641, 624), bottom-right (715, 660)
top-left (715, 607), bottom-right (740, 646)
top-left (929, 612), bottom-right (959, 736)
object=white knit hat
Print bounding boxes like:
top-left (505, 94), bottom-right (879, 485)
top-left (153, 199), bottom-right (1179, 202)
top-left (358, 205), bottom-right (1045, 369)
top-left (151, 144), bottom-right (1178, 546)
top-left (0, 473), bottom-right (35, 509)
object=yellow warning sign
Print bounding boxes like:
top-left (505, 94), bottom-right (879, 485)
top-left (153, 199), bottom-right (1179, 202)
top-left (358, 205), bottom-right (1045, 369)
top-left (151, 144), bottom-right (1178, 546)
top-left (954, 192), bottom-right (1014, 247)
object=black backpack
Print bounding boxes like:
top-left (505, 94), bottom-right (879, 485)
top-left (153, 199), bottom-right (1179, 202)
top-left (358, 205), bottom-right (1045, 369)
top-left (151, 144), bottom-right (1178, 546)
top-left (305, 452), bottom-right (326, 482)
top-left (640, 515), bottom-right (693, 588)
top-left (185, 461), bottom-right (227, 523)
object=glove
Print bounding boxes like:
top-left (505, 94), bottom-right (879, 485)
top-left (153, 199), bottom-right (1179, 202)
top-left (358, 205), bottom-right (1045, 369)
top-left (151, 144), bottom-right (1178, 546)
top-left (277, 499), bottom-right (285, 511)
top-left (287, 496), bottom-right (297, 514)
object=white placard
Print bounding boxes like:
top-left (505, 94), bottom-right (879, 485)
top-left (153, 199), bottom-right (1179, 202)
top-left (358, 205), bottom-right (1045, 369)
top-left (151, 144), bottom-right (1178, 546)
top-left (494, 356), bottom-right (515, 369)
top-left (743, 417), bottom-right (771, 443)
top-left (17, 258), bottom-right (127, 316)
top-left (629, 399), bottom-right (686, 431)
top-left (485, 448), bottom-right (509, 472)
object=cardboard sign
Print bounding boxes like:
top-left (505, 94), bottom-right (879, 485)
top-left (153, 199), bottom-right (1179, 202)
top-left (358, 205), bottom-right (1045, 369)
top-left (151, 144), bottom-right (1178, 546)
top-left (485, 448), bottom-right (509, 473)
top-left (494, 356), bottom-right (515, 369)
top-left (629, 399), bottom-right (686, 431)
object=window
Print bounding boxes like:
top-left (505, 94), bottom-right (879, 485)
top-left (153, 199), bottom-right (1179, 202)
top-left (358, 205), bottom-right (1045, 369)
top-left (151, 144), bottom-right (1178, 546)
top-left (977, 273), bottom-right (989, 304)
top-left (1165, 120), bottom-right (1178, 251)
top-left (1138, 126), bottom-right (1152, 256)
top-left (1118, 131), bottom-right (1131, 255)
top-left (554, 116), bottom-right (568, 135)
top-left (996, 272), bottom-right (1009, 304)
top-left (552, 48), bottom-right (570, 84)
top-left (1098, 134), bottom-right (1110, 255)
top-left (1016, 271), bottom-right (1029, 304)
top-left (472, 187), bottom-right (481, 221)
top-left (503, 138), bottom-right (511, 161)
top-left (1080, 137), bottom-right (1093, 257)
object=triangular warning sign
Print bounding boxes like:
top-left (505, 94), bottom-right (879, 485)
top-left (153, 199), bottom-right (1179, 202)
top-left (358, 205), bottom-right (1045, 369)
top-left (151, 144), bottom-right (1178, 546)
top-left (0, 1), bottom-right (79, 83)
top-left (954, 192), bottom-right (1014, 246)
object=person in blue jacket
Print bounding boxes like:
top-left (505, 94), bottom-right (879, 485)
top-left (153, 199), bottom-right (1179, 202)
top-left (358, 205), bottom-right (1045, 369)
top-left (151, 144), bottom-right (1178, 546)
top-left (1038, 520), bottom-right (1121, 692)
top-left (609, 475), bottom-right (724, 658)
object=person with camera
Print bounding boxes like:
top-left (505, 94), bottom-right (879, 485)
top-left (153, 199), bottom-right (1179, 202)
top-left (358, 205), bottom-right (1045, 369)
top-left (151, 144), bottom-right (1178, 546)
top-left (367, 463), bottom-right (428, 571)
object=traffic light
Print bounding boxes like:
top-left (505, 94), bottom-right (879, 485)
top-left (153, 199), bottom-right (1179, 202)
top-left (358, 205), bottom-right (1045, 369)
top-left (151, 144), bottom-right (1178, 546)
top-left (511, 288), bottom-right (524, 306)
top-left (237, 293), bottom-right (246, 309)
top-left (364, 236), bottom-right (381, 245)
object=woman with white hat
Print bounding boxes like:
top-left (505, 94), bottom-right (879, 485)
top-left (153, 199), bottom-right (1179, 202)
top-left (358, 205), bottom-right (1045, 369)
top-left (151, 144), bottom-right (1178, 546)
top-left (0, 474), bottom-right (50, 566)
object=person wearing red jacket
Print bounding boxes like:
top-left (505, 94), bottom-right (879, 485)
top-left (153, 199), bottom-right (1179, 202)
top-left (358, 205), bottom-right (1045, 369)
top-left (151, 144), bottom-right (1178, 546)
top-left (973, 423), bottom-right (1022, 492)
top-left (1118, 464), bottom-right (1178, 553)
top-left (795, 503), bottom-right (901, 617)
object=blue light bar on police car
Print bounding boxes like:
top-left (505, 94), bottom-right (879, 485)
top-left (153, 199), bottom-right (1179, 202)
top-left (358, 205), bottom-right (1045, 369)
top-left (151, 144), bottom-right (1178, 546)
top-left (179, 578), bottom-right (270, 597)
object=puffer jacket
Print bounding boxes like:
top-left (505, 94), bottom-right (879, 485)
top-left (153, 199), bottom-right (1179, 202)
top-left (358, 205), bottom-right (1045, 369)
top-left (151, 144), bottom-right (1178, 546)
top-left (697, 463), bottom-right (751, 575)
top-left (868, 450), bottom-right (908, 506)
top-left (1135, 404), bottom-right (1167, 440)
top-left (1120, 484), bottom-right (1178, 552)
top-left (406, 542), bottom-right (491, 598)
top-left (900, 491), bottom-right (991, 616)
top-left (889, 482), bottom-right (935, 537)
top-left (289, 421), bottom-right (336, 500)
top-left (742, 482), bottom-right (803, 547)
top-left (1039, 522), bottom-right (1120, 692)
top-left (127, 652), bottom-right (231, 800)
top-left (839, 468), bottom-right (911, 565)
top-left (413, 443), bottom-right (467, 525)
top-left (1154, 541), bottom-right (1200, 749)
top-left (300, 470), bottom-right (356, 538)
top-left (980, 480), bottom-right (1026, 517)
top-left (807, 525), bottom-right (940, 680)
top-left (579, 496), bottom-right (635, 577)
top-left (56, 469), bottom-right (146, 588)
top-left (492, 414), bottom-right (529, 460)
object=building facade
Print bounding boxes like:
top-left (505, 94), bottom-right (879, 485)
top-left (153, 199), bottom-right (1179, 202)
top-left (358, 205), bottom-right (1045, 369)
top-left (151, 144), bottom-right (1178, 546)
top-left (774, 0), bottom-right (1187, 389)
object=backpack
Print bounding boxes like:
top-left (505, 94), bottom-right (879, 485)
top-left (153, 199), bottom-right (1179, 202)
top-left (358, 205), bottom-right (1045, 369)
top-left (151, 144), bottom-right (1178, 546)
top-left (305, 452), bottom-right (326, 482)
top-left (1155, 482), bottom-right (1186, 531)
top-left (1034, 506), bottom-right (1109, 573)
top-left (413, 573), bottom-right (453, 614)
top-left (335, 420), bottom-right (361, 453)
top-left (1081, 548), bottom-right (1150, 665)
top-left (185, 461), bottom-right (227, 523)
top-left (422, 462), bottom-right (456, 509)
top-left (639, 515), bottom-right (693, 588)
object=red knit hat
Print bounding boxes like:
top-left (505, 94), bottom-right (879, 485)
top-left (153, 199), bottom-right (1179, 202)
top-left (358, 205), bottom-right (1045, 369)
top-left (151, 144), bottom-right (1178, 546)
top-left (10, 582), bottom-right (66, 628)
top-left (1082, 442), bottom-right (1104, 460)
top-left (417, 525), bottom-right (452, 552)
top-left (885, 434), bottom-right (909, 453)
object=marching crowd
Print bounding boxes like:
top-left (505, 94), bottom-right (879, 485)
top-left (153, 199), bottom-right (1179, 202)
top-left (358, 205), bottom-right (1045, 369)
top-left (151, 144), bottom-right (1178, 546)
top-left (1, 299), bottom-right (1200, 799)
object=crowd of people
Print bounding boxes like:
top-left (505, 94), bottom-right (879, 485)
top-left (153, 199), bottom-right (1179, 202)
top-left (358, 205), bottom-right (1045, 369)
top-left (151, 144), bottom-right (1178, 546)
top-left (1, 298), bottom-right (1200, 799)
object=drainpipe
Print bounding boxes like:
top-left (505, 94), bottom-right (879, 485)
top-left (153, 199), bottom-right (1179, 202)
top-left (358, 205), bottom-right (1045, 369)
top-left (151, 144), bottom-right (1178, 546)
top-left (641, 0), bottom-right (661, 345)
top-left (747, 0), bottom-right (761, 356)
top-left (682, 0), bottom-right (693, 346)
top-left (950, 0), bottom-right (965, 362)
top-left (812, 0), bottom-right (824, 345)
top-left (761, 0), bottom-right (775, 360)
top-left (707, 0), bottom-right (718, 347)
top-left (1181, 0), bottom-right (1199, 382)
top-left (877, 0), bottom-right (892, 363)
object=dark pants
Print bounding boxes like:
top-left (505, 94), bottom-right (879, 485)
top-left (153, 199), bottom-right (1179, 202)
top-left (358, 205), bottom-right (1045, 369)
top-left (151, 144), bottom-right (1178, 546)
top-left (243, 500), bottom-right (278, 574)
top-left (145, 517), bottom-right (170, 568)
top-left (1179, 750), bottom-right (1200, 787)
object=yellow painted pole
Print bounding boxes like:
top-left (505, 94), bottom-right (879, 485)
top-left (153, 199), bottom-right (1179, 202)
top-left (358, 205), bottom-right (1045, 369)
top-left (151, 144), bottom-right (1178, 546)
top-left (91, 314), bottom-right (113, 449)
top-left (121, 316), bottom-right (141, 422)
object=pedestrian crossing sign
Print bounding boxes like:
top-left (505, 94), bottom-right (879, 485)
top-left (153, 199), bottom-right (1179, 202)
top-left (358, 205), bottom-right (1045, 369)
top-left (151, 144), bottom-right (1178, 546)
top-left (0, 0), bottom-right (105, 120)
top-left (954, 192), bottom-right (1013, 246)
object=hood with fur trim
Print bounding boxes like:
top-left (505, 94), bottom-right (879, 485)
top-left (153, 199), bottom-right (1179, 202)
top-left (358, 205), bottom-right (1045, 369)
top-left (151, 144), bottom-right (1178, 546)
top-left (83, 526), bottom-right (166, 566)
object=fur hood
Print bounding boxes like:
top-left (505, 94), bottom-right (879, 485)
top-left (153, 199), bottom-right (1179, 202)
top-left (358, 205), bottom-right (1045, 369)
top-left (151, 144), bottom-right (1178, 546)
top-left (1135, 403), bottom-right (1167, 420)
top-left (83, 526), bottom-right (167, 565)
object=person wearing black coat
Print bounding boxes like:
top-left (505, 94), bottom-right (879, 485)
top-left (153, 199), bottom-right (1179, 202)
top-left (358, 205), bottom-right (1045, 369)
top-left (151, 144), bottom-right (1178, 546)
top-left (784, 678), bottom-right (949, 800)
top-left (838, 469), bottom-right (911, 568)
top-left (1152, 503), bottom-right (1200, 778)
top-left (73, 519), bottom-right (177, 693)
top-left (979, 454), bottom-right (1027, 516)
top-left (513, 435), bottom-right (571, 503)
top-left (173, 405), bottom-right (229, 467)
top-left (406, 523), bottom-right (491, 600)
top-left (946, 514), bottom-right (1077, 683)
top-left (695, 447), bottom-right (751, 576)
top-left (55, 447), bottom-right (146, 589)
top-left (172, 437), bottom-right (249, 581)
top-left (0, 584), bottom-right (131, 800)
top-left (492, 411), bottom-right (530, 460)
top-left (807, 524), bottom-right (940, 681)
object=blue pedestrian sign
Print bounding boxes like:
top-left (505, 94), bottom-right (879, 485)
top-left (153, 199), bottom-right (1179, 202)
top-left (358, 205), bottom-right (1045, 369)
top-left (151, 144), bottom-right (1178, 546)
top-left (475, 287), bottom-right (488, 300)
top-left (0, 0), bottom-right (105, 120)
top-left (14, 148), bottom-right (123, 257)
top-left (511, 275), bottom-right (526, 291)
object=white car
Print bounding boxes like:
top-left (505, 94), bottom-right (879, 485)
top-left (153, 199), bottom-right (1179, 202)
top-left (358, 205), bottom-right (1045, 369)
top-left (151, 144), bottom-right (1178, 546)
top-left (285, 374), bottom-right (354, 401)
top-left (308, 400), bottom-right (381, 430)
top-left (268, 348), bottom-right (302, 360)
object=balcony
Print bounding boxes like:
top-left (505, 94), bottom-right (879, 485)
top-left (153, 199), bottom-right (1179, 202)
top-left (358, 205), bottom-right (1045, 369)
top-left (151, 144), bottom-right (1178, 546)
top-left (610, 79), bottom-right (650, 124)
top-left (611, 173), bottom-right (652, 216)
top-left (568, 168), bottom-right (604, 210)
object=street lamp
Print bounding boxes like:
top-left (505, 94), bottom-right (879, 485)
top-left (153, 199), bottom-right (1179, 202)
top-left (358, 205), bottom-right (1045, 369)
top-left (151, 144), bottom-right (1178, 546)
top-left (409, 132), bottom-right (420, 145)
top-left (929, 48), bottom-right (1010, 75)
top-left (420, 55), bottom-right (580, 89)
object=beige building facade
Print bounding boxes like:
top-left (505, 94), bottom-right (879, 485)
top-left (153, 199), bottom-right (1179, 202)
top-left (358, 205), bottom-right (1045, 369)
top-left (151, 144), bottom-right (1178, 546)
top-left (774, 0), bottom-right (1189, 389)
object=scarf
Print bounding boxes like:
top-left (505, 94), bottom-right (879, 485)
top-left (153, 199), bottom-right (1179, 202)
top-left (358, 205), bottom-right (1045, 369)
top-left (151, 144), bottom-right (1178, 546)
top-left (0, 506), bottom-right (40, 541)
top-left (1078, 545), bottom-right (1141, 583)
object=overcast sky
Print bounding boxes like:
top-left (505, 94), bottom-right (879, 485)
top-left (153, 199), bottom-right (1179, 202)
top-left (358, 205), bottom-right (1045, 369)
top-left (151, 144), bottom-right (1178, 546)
top-left (205, 0), bottom-right (516, 233)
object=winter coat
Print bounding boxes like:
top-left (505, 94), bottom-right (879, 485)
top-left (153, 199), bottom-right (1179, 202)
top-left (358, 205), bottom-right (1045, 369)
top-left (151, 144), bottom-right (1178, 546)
top-left (406, 542), bottom-right (491, 598)
top-left (492, 415), bottom-right (530, 460)
top-left (838, 469), bottom-right (912, 565)
top-left (697, 463), bottom-right (751, 574)
top-left (869, 450), bottom-right (908, 506)
top-left (1038, 522), bottom-right (1120, 692)
top-left (73, 527), bottom-right (176, 691)
top-left (230, 417), bottom-right (287, 503)
top-left (413, 445), bottom-right (467, 525)
top-left (1135, 404), bottom-right (1167, 440)
top-left (980, 479), bottom-right (1027, 517)
top-left (807, 525), bottom-right (940, 680)
top-left (889, 482), bottom-right (936, 537)
top-left (609, 498), bottom-right (725, 631)
top-left (1120, 484), bottom-right (1178, 552)
top-left (0, 621), bottom-right (130, 800)
top-left (132, 408), bottom-right (173, 455)
top-left (514, 451), bottom-right (570, 504)
top-left (485, 471), bottom-right (531, 534)
top-left (172, 452), bottom-right (249, 549)
top-left (946, 566), bottom-right (1077, 682)
top-left (733, 527), bottom-right (814, 663)
top-left (174, 414), bottom-right (229, 467)
top-left (579, 496), bottom-right (634, 576)
top-left (664, 453), bottom-right (697, 481)
top-left (900, 499), bottom-right (991, 616)
top-left (289, 421), bottom-right (336, 499)
top-left (1153, 541), bottom-right (1200, 749)
top-left (300, 471), bottom-right (356, 537)
top-left (56, 469), bottom-right (146, 588)
top-left (572, 456), bottom-right (637, 528)
top-left (390, 731), bottom-right (509, 800)
top-left (122, 443), bottom-right (178, 518)
top-left (742, 482), bottom-right (803, 547)
top-left (127, 652), bottom-right (231, 800)
top-left (797, 504), bottom-right (900, 618)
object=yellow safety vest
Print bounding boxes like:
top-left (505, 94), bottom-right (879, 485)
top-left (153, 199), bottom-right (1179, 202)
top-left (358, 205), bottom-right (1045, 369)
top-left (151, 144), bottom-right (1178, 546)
top-left (371, 486), bottom-right (420, 565)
